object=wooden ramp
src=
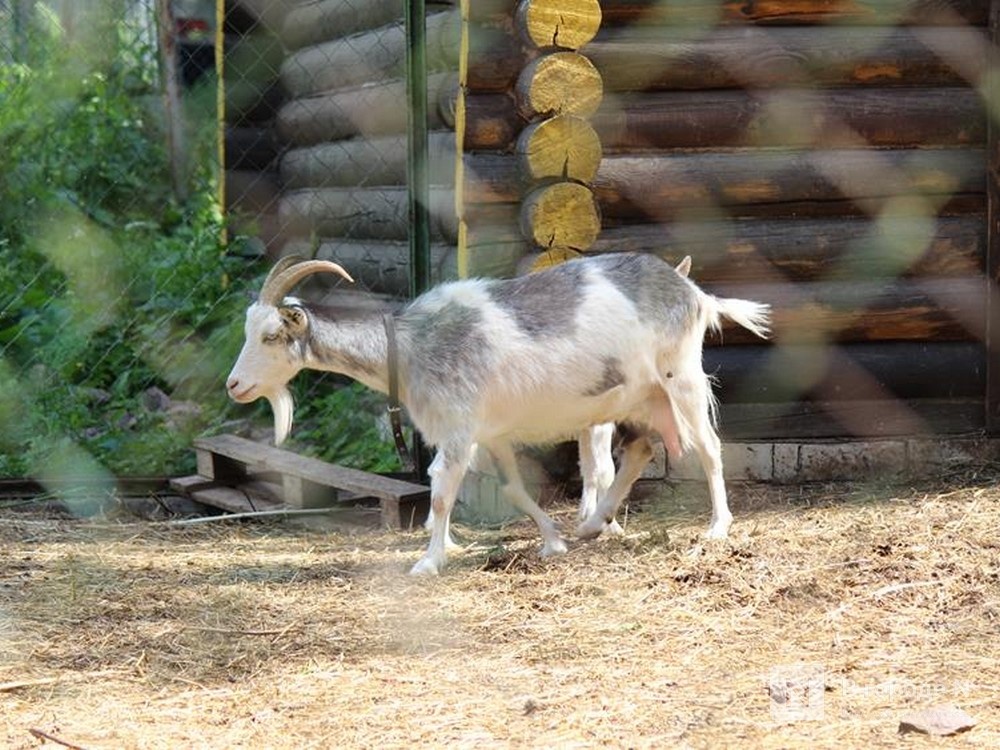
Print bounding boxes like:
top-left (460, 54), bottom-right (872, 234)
top-left (170, 434), bottom-right (429, 528)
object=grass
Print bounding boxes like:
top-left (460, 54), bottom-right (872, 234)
top-left (1, 473), bottom-right (998, 748)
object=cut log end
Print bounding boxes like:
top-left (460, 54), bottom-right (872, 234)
top-left (515, 0), bottom-right (602, 51)
top-left (516, 51), bottom-right (604, 119)
top-left (517, 115), bottom-right (603, 183)
top-left (520, 182), bottom-right (601, 250)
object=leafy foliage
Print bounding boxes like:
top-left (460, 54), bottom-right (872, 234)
top-left (1, 12), bottom-right (398, 480)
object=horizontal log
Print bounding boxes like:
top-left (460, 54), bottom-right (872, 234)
top-left (276, 73), bottom-right (457, 146)
top-left (463, 149), bottom-right (984, 218)
top-left (467, 0), bottom-right (987, 26)
top-left (717, 399), bottom-right (983, 439)
top-left (281, 0), bottom-right (456, 51)
top-left (464, 87), bottom-right (985, 151)
top-left (591, 215), bottom-right (984, 283)
top-left (466, 26), bottom-right (983, 93)
top-left (592, 26), bottom-right (986, 91)
top-left (280, 188), bottom-right (459, 243)
top-left (281, 10), bottom-right (460, 98)
top-left (702, 341), bottom-right (985, 403)
top-left (594, 87), bottom-right (985, 151)
top-left (284, 238), bottom-right (458, 296)
top-left (280, 132), bottom-right (456, 189)
top-left (706, 276), bottom-right (985, 344)
top-left (285, 235), bottom-right (524, 294)
top-left (595, 149), bottom-right (985, 221)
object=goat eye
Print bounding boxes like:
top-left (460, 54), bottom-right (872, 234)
top-left (262, 333), bottom-right (281, 344)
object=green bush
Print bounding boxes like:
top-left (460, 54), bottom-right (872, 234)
top-left (0, 15), bottom-right (400, 481)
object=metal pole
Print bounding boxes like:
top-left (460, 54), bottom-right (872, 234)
top-left (405, 0), bottom-right (432, 479)
top-left (405, 0), bottom-right (431, 298)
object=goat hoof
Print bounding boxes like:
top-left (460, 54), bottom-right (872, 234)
top-left (540, 538), bottom-right (568, 558)
top-left (604, 519), bottom-right (625, 537)
top-left (410, 557), bottom-right (442, 576)
top-left (704, 517), bottom-right (732, 541)
top-left (576, 518), bottom-right (605, 540)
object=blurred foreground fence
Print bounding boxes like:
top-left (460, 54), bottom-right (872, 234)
top-left (3, 0), bottom-right (1000, 491)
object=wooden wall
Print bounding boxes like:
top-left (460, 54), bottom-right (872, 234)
top-left (459, 0), bottom-right (994, 439)
top-left (259, 0), bottom-right (996, 440)
top-left (273, 0), bottom-right (466, 296)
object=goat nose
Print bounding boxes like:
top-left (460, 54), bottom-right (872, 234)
top-left (226, 377), bottom-right (239, 392)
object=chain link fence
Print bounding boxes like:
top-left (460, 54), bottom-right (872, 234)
top-left (2, 0), bottom-right (998, 499)
top-left (0, 0), bottom-right (421, 495)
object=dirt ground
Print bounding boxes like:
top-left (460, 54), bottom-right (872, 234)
top-left (1, 473), bottom-right (998, 749)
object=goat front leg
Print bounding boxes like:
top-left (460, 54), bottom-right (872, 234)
top-left (411, 444), bottom-right (473, 576)
top-left (578, 424), bottom-right (622, 536)
top-left (577, 426), bottom-right (653, 540)
top-left (488, 442), bottom-right (568, 558)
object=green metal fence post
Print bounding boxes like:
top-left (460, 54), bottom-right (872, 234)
top-left (405, 0), bottom-right (432, 299)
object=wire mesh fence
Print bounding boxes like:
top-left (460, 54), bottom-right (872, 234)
top-left (0, 0), bottom-right (414, 491)
top-left (1, 0), bottom-right (999, 498)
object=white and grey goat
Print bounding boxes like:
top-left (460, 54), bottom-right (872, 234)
top-left (226, 253), bottom-right (770, 575)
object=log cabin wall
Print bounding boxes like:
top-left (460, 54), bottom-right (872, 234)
top-left (460, 0), bottom-right (995, 440)
top-left (274, 0), bottom-right (465, 296)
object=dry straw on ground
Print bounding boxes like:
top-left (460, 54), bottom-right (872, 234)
top-left (1, 472), bottom-right (998, 748)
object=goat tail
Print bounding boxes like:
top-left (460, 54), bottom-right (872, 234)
top-left (700, 294), bottom-right (771, 340)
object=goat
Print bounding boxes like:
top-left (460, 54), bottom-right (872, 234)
top-left (226, 253), bottom-right (770, 575)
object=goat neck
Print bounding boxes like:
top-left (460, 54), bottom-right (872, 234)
top-left (298, 302), bottom-right (393, 395)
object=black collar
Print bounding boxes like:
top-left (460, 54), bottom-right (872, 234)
top-left (382, 313), bottom-right (413, 471)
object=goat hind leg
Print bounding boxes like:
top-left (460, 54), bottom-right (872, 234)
top-left (672, 376), bottom-right (732, 539)
top-left (489, 443), bottom-right (567, 558)
top-left (578, 424), bottom-right (622, 536)
top-left (577, 427), bottom-right (653, 540)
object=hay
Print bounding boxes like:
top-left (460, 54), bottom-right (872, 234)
top-left (1, 473), bottom-right (998, 748)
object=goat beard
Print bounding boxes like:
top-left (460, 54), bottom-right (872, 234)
top-left (266, 386), bottom-right (295, 446)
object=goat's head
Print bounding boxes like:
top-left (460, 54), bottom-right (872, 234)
top-left (226, 257), bottom-right (353, 445)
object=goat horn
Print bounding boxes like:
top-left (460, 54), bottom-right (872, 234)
top-left (259, 259), bottom-right (354, 305)
top-left (259, 255), bottom-right (306, 303)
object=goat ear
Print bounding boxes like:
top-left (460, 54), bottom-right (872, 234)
top-left (675, 256), bottom-right (692, 278)
top-left (279, 306), bottom-right (307, 334)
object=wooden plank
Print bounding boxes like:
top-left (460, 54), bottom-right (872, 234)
top-left (718, 399), bottom-right (984, 440)
top-left (169, 475), bottom-right (218, 494)
top-left (187, 486), bottom-right (283, 515)
top-left (193, 435), bottom-right (430, 505)
top-left (467, 0), bottom-right (988, 26)
top-left (705, 341), bottom-right (985, 403)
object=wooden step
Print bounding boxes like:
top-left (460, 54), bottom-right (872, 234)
top-left (188, 434), bottom-right (430, 528)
